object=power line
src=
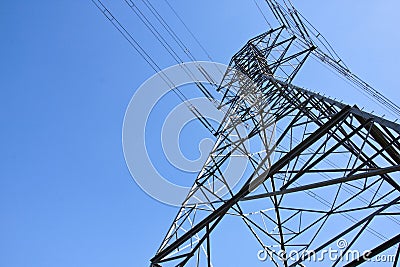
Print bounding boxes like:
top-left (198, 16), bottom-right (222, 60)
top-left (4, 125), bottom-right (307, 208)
top-left (252, 0), bottom-right (273, 28)
top-left (163, 0), bottom-right (215, 63)
top-left (141, 0), bottom-right (198, 62)
top-left (137, 0), bottom-right (224, 82)
top-left (265, 0), bottom-right (400, 119)
top-left (123, 0), bottom-right (184, 63)
top-left (91, 0), bottom-right (217, 134)
top-left (123, 0), bottom-right (227, 114)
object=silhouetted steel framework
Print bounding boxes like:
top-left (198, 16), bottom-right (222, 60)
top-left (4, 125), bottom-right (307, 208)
top-left (150, 2), bottom-right (400, 266)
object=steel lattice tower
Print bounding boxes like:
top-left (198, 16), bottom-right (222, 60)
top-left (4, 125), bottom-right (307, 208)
top-left (150, 1), bottom-right (400, 266)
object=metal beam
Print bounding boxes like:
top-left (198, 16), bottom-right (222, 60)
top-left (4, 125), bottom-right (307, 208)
top-left (242, 165), bottom-right (400, 201)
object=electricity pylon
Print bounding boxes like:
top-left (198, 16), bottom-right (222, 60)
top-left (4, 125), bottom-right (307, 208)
top-left (150, 1), bottom-right (400, 266)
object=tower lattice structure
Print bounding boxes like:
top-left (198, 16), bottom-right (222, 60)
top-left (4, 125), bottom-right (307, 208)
top-left (150, 2), bottom-right (400, 267)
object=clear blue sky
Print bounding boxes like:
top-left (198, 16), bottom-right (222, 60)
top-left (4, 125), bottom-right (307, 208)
top-left (1, 1), bottom-right (400, 266)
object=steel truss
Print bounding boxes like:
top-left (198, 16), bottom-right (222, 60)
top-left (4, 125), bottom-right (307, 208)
top-left (150, 20), bottom-right (400, 267)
